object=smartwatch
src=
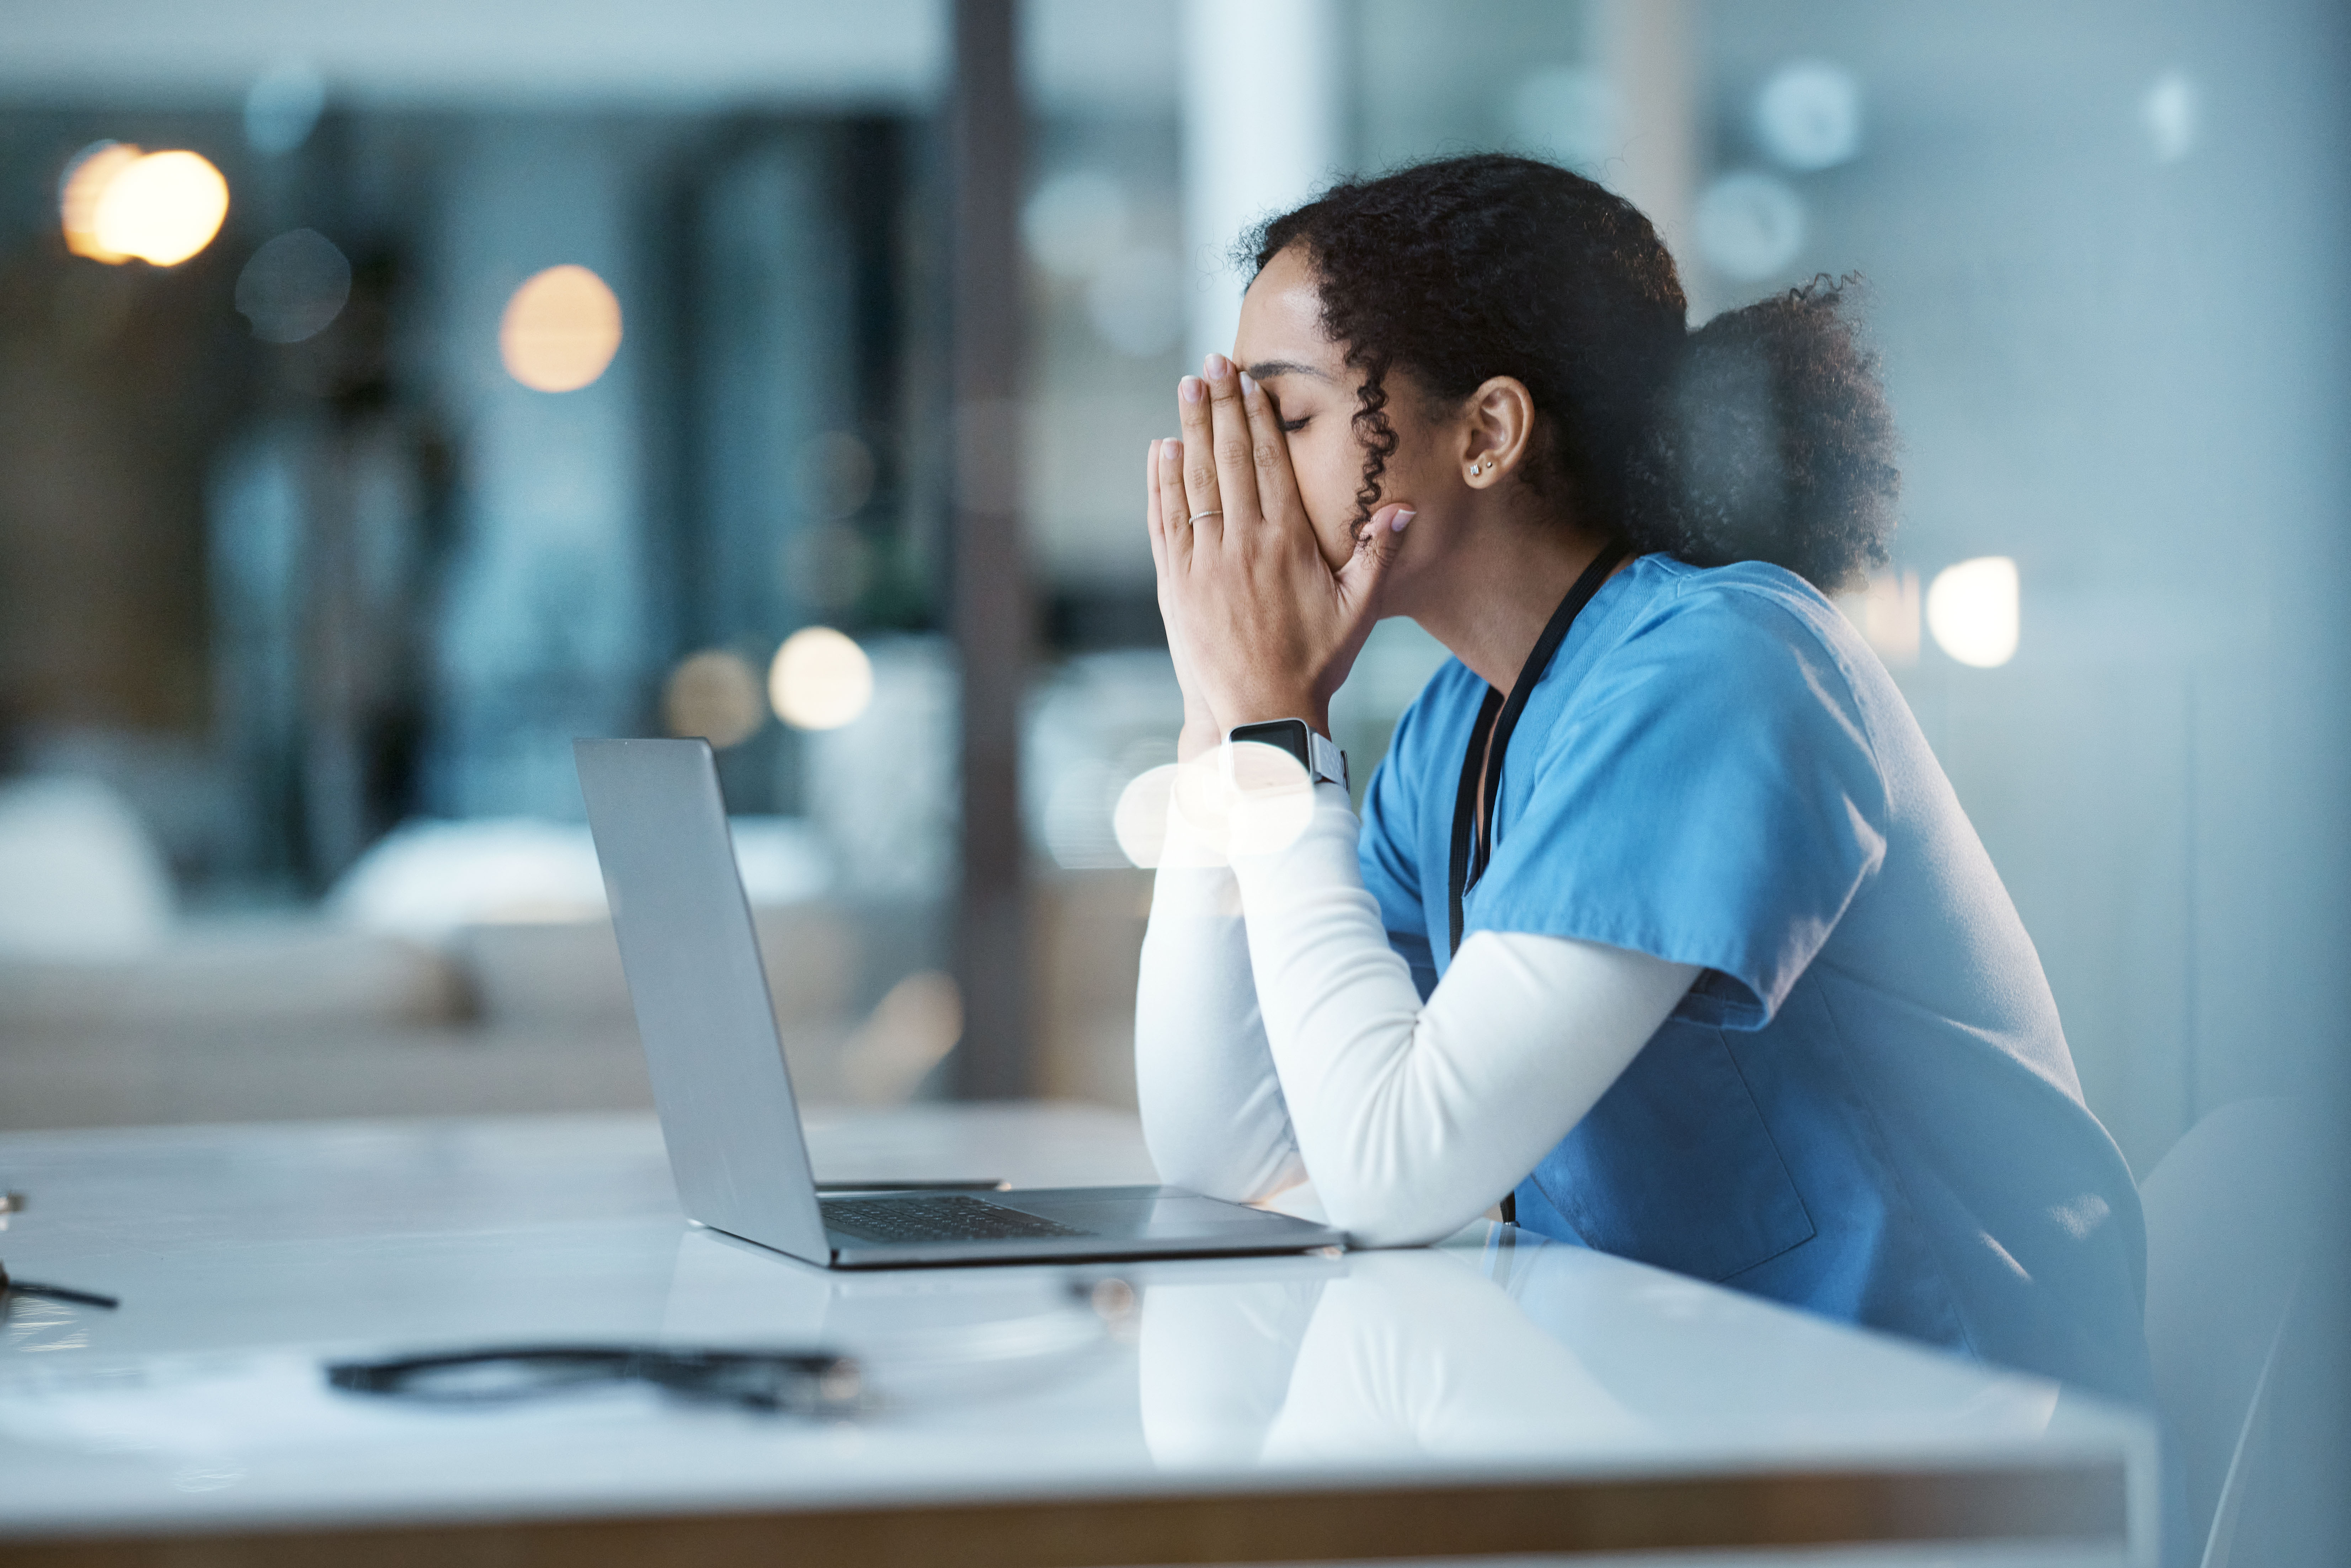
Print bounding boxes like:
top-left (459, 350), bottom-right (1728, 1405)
top-left (1226, 718), bottom-right (1348, 791)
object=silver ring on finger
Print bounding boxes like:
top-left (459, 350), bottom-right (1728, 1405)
top-left (1189, 509), bottom-right (1223, 523)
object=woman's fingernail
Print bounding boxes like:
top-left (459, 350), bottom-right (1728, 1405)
top-left (1180, 377), bottom-right (1204, 405)
top-left (1205, 353), bottom-right (1230, 380)
top-left (1163, 439), bottom-right (1182, 463)
top-left (1391, 508), bottom-right (1416, 533)
top-left (1238, 370), bottom-right (1258, 398)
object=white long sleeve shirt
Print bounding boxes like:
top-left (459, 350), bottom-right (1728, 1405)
top-left (1136, 781), bottom-right (1697, 1248)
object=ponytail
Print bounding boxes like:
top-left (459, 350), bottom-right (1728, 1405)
top-left (1630, 276), bottom-right (1900, 592)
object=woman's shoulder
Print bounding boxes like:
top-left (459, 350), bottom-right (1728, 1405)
top-left (1603, 556), bottom-right (1881, 710)
top-left (1536, 554), bottom-right (1894, 794)
top-left (1622, 555), bottom-right (1851, 646)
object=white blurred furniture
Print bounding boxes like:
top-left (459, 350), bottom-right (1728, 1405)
top-left (0, 1106), bottom-right (2155, 1564)
top-left (0, 777), bottom-right (175, 960)
top-left (2139, 1098), bottom-right (2322, 1568)
top-left (0, 873), bottom-right (1148, 1132)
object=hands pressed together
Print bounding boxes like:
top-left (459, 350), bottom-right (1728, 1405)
top-left (1146, 353), bottom-right (1412, 761)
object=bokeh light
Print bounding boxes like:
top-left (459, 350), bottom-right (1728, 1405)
top-left (663, 649), bottom-right (767, 749)
top-left (1221, 742), bottom-right (1317, 857)
top-left (1086, 247), bottom-right (1185, 358)
top-left (499, 264), bottom-right (623, 392)
top-left (1926, 556), bottom-right (2020, 668)
top-left (1113, 744), bottom-right (1316, 867)
top-left (235, 229), bottom-right (352, 344)
top-left (91, 150), bottom-right (231, 267)
top-left (59, 141), bottom-right (142, 261)
top-left (785, 523), bottom-right (875, 613)
top-left (841, 970), bottom-right (963, 1104)
top-left (1845, 567), bottom-right (1920, 667)
top-left (1694, 171), bottom-right (1806, 281)
top-left (2142, 70), bottom-right (2200, 163)
top-left (1021, 169), bottom-right (1129, 279)
top-left (1755, 60), bottom-right (1864, 172)
top-left (1110, 763), bottom-right (1179, 868)
top-left (793, 430), bottom-right (877, 520)
top-left (1508, 66), bottom-right (1618, 169)
top-left (245, 61), bottom-right (327, 157)
top-left (768, 626), bottom-right (874, 730)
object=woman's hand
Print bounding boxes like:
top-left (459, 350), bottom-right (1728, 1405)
top-left (1145, 436), bottom-right (1226, 762)
top-left (1146, 353), bottom-right (1407, 750)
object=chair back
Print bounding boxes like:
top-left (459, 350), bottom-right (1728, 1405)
top-left (2140, 1098), bottom-right (2320, 1568)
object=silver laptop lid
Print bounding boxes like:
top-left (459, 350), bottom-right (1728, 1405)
top-left (575, 738), bottom-right (829, 1263)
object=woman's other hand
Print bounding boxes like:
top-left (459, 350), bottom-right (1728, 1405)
top-left (1145, 434), bottom-right (1226, 762)
top-left (1151, 352), bottom-right (1407, 743)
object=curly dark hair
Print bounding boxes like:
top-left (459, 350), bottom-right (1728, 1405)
top-left (1245, 154), bottom-right (1899, 592)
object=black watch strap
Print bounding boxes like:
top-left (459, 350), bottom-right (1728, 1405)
top-left (1226, 718), bottom-right (1348, 791)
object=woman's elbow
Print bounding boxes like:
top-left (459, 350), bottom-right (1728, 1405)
top-left (1142, 1125), bottom-right (1293, 1206)
top-left (1150, 1150), bottom-right (1256, 1205)
top-left (1315, 1180), bottom-right (1481, 1249)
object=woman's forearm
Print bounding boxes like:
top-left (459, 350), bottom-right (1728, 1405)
top-left (1135, 852), bottom-right (1308, 1204)
top-left (1230, 786), bottom-right (1699, 1247)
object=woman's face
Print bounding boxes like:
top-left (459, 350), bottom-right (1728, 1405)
top-left (1231, 244), bottom-right (1457, 577)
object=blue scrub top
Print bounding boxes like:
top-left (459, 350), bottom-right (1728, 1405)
top-left (1359, 554), bottom-right (2153, 1406)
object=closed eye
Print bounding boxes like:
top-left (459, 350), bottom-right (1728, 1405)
top-left (1279, 416), bottom-right (1310, 434)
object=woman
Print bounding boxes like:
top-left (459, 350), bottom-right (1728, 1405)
top-left (1134, 154), bottom-right (2152, 1407)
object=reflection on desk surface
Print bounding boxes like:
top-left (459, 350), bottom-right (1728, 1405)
top-left (668, 1221), bottom-right (2066, 1468)
top-left (0, 1113), bottom-right (2138, 1541)
top-left (1141, 1233), bottom-right (2064, 1469)
top-left (2, 1225), bottom-right (2072, 1481)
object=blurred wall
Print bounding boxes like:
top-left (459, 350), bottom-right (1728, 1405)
top-left (1697, 0), bottom-right (2351, 1177)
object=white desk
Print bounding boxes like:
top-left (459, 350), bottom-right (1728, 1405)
top-left (0, 1107), bottom-right (2155, 1566)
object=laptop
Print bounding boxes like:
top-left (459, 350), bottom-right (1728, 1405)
top-left (575, 737), bottom-right (1346, 1269)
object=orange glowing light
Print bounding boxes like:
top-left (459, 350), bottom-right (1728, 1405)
top-left (60, 142), bottom-right (144, 262)
top-left (499, 264), bottom-right (623, 392)
top-left (663, 650), bottom-right (766, 749)
top-left (73, 149), bottom-right (231, 267)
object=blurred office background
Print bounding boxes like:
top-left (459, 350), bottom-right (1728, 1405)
top-left (2, 0), bottom-right (2346, 1551)
top-left (0, 0), bottom-right (2344, 1233)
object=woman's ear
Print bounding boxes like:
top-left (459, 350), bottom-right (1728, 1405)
top-left (1460, 376), bottom-right (1537, 491)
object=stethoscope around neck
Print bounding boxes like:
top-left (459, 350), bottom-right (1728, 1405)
top-left (1445, 535), bottom-right (1632, 958)
top-left (1447, 535), bottom-right (1630, 1230)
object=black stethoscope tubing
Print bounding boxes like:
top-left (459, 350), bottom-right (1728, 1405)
top-left (1445, 536), bottom-right (1629, 1227)
top-left (1446, 536), bottom-right (1632, 958)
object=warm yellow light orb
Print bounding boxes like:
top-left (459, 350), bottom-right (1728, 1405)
top-left (768, 627), bottom-right (874, 731)
top-left (662, 650), bottom-right (766, 749)
top-left (60, 141), bottom-right (143, 262)
top-left (90, 150), bottom-right (230, 267)
top-left (499, 264), bottom-right (623, 392)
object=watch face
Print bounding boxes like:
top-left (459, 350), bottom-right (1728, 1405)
top-left (1227, 720), bottom-right (1311, 770)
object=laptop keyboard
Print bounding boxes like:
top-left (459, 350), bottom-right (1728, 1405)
top-left (820, 1194), bottom-right (1095, 1246)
